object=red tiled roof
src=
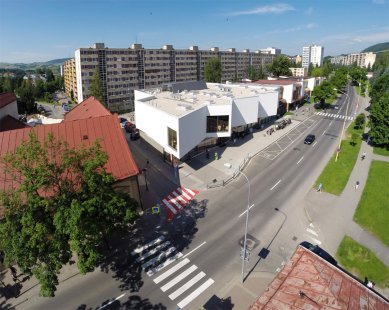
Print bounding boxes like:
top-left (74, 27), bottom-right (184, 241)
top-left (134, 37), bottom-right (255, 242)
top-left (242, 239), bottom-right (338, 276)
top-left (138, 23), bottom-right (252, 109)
top-left (0, 92), bottom-right (17, 109)
top-left (250, 246), bottom-right (389, 310)
top-left (0, 114), bottom-right (139, 194)
top-left (64, 96), bottom-right (111, 121)
top-left (0, 115), bottom-right (30, 132)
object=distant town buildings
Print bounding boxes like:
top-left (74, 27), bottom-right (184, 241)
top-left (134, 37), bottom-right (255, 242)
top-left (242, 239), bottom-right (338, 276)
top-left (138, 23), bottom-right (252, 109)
top-left (65, 43), bottom-right (276, 111)
top-left (258, 47), bottom-right (281, 55)
top-left (291, 55), bottom-right (302, 64)
top-left (289, 67), bottom-right (308, 77)
top-left (330, 52), bottom-right (376, 68)
top-left (302, 45), bottom-right (324, 68)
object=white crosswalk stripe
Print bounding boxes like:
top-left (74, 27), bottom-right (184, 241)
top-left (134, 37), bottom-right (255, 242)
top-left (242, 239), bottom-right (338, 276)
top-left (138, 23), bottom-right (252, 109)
top-left (131, 237), bottom-right (214, 309)
top-left (315, 112), bottom-right (354, 121)
top-left (305, 224), bottom-right (322, 245)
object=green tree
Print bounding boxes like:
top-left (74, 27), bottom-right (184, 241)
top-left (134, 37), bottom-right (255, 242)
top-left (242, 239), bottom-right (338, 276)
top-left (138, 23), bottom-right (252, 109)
top-left (369, 92), bottom-right (389, 148)
top-left (311, 67), bottom-right (324, 77)
top-left (308, 63), bottom-right (315, 76)
top-left (266, 55), bottom-right (292, 77)
top-left (312, 81), bottom-right (335, 107)
top-left (349, 66), bottom-right (367, 85)
top-left (372, 51), bottom-right (389, 71)
top-left (0, 133), bottom-right (139, 297)
top-left (17, 79), bottom-right (36, 113)
top-left (355, 113), bottom-right (366, 129)
top-left (329, 68), bottom-right (348, 90)
top-left (45, 68), bottom-right (55, 83)
top-left (204, 58), bottom-right (222, 83)
top-left (89, 67), bottom-right (105, 105)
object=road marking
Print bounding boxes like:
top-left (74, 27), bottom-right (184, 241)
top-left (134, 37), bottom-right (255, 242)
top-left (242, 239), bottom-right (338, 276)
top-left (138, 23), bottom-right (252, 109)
top-left (131, 236), bottom-right (165, 255)
top-left (169, 272), bottom-right (206, 300)
top-left (238, 204), bottom-right (255, 218)
top-left (163, 199), bottom-right (178, 214)
top-left (136, 241), bottom-right (171, 262)
top-left (97, 293), bottom-right (126, 310)
top-left (154, 258), bottom-right (190, 284)
top-left (297, 156), bottom-right (304, 165)
top-left (182, 241), bottom-right (206, 259)
top-left (161, 265), bottom-right (198, 292)
top-left (312, 141), bottom-right (317, 147)
top-left (147, 252), bottom-right (183, 277)
top-left (308, 236), bottom-right (322, 245)
top-left (177, 278), bottom-right (215, 308)
top-left (306, 228), bottom-right (318, 236)
top-left (141, 246), bottom-right (178, 270)
top-left (270, 180), bottom-right (281, 191)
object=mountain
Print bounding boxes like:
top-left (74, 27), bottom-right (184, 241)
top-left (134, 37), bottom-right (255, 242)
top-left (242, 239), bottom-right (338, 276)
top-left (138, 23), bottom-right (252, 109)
top-left (0, 58), bottom-right (71, 71)
top-left (361, 42), bottom-right (389, 53)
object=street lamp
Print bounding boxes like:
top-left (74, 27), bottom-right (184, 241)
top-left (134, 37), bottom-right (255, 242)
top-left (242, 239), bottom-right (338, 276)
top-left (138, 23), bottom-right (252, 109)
top-left (142, 168), bottom-right (148, 191)
top-left (274, 208), bottom-right (287, 226)
top-left (224, 163), bottom-right (251, 284)
top-left (334, 88), bottom-right (350, 162)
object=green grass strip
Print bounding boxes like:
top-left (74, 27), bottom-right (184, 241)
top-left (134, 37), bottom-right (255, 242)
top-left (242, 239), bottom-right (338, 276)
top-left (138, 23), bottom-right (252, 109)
top-left (373, 146), bottom-right (389, 156)
top-left (354, 160), bottom-right (389, 246)
top-left (337, 236), bottom-right (389, 288)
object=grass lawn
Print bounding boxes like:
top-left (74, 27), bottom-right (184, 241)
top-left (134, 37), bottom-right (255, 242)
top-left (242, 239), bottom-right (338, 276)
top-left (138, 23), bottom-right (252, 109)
top-left (337, 236), bottom-right (389, 288)
top-left (314, 121), bottom-right (364, 195)
top-left (354, 160), bottom-right (389, 246)
top-left (373, 146), bottom-right (389, 156)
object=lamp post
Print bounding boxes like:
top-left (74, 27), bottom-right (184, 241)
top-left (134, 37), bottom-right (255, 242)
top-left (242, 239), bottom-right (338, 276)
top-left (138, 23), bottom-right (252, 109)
top-left (142, 168), bottom-right (148, 191)
top-left (224, 163), bottom-right (251, 283)
top-left (274, 208), bottom-right (287, 226)
top-left (334, 88), bottom-right (350, 162)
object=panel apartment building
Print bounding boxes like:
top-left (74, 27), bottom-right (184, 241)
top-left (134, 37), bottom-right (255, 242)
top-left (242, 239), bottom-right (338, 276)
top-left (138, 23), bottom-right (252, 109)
top-left (330, 52), bottom-right (376, 68)
top-left (66, 43), bottom-right (276, 111)
top-left (302, 45), bottom-right (324, 68)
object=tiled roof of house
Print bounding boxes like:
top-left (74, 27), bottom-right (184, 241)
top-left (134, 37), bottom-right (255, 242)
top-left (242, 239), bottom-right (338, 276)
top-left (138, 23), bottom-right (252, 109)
top-left (250, 246), bottom-right (389, 310)
top-left (0, 92), bottom-right (17, 109)
top-left (0, 114), bottom-right (139, 193)
top-left (64, 96), bottom-right (111, 121)
top-left (0, 115), bottom-right (30, 132)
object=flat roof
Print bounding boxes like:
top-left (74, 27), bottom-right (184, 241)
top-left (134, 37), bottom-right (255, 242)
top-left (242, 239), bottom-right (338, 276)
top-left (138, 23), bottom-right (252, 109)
top-left (137, 83), bottom-right (279, 117)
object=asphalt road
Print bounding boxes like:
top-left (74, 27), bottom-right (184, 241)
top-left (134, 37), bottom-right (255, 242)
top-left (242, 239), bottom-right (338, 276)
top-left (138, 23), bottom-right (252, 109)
top-left (16, 86), bottom-right (356, 310)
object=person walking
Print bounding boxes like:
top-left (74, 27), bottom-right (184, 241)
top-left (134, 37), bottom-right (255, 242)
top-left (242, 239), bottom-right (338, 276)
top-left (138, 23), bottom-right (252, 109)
top-left (354, 181), bottom-right (360, 191)
top-left (361, 152), bottom-right (366, 160)
top-left (10, 266), bottom-right (19, 282)
top-left (317, 183), bottom-right (323, 193)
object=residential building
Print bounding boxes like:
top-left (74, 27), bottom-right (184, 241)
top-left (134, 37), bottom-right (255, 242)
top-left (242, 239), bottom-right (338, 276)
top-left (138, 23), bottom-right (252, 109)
top-left (302, 45), bottom-right (324, 68)
top-left (289, 67), bottom-right (308, 77)
top-left (291, 54), bottom-right (302, 64)
top-left (250, 244), bottom-right (388, 309)
top-left (0, 92), bottom-right (29, 132)
top-left (259, 47), bottom-right (281, 55)
top-left (134, 81), bottom-right (279, 161)
top-left (0, 96), bottom-right (141, 218)
top-left (63, 58), bottom-right (78, 100)
top-left (341, 52), bottom-right (376, 68)
top-left (70, 43), bottom-right (276, 111)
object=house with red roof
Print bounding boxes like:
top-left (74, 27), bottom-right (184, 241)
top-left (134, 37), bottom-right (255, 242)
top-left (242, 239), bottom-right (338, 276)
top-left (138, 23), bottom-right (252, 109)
top-left (0, 95), bottom-right (141, 218)
top-left (250, 245), bottom-right (389, 309)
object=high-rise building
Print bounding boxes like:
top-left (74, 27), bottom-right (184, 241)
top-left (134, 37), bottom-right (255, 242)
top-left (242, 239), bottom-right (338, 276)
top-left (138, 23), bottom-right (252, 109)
top-left (69, 43), bottom-right (276, 111)
top-left (63, 58), bottom-right (77, 100)
top-left (302, 45), bottom-right (324, 68)
top-left (258, 47), bottom-right (281, 55)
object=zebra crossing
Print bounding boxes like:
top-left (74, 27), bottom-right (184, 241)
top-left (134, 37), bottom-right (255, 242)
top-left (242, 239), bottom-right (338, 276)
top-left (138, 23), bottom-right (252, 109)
top-left (315, 111), bottom-right (354, 121)
top-left (131, 236), bottom-right (214, 309)
top-left (161, 186), bottom-right (199, 221)
top-left (304, 223), bottom-right (322, 245)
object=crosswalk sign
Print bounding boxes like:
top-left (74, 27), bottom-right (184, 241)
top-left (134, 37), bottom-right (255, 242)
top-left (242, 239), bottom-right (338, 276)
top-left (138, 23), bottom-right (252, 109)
top-left (152, 205), bottom-right (160, 215)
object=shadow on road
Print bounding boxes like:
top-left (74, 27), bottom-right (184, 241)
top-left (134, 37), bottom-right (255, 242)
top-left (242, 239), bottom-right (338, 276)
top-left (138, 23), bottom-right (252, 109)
top-left (77, 295), bottom-right (167, 310)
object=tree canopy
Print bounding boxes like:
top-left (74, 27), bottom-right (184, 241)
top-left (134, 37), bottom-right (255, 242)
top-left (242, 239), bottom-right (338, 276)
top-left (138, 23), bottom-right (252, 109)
top-left (349, 66), bottom-right (367, 85)
top-left (312, 80), bottom-right (335, 107)
top-left (89, 67), bottom-right (105, 105)
top-left (266, 55), bottom-right (292, 77)
top-left (204, 58), bottom-right (222, 83)
top-left (0, 133), bottom-right (139, 297)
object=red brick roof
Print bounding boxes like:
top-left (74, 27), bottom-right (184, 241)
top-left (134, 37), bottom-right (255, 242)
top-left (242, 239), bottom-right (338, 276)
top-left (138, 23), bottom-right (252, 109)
top-left (64, 96), bottom-right (111, 121)
top-left (0, 92), bottom-right (17, 109)
top-left (250, 246), bottom-right (389, 310)
top-left (0, 115), bottom-right (30, 132)
top-left (0, 114), bottom-right (139, 193)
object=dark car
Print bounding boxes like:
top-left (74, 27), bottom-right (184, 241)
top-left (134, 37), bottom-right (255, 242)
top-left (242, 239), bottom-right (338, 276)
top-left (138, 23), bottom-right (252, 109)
top-left (300, 241), bottom-right (337, 265)
top-left (118, 117), bottom-right (128, 128)
top-left (124, 121), bottom-right (136, 133)
top-left (304, 134), bottom-right (316, 145)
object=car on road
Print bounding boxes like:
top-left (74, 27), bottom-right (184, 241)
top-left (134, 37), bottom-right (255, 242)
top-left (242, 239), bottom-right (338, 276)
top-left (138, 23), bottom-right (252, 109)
top-left (62, 104), bottom-right (71, 112)
top-left (300, 241), bottom-right (337, 265)
top-left (124, 121), bottom-right (136, 133)
top-left (304, 134), bottom-right (316, 145)
top-left (118, 117), bottom-right (128, 128)
top-left (333, 104), bottom-right (340, 110)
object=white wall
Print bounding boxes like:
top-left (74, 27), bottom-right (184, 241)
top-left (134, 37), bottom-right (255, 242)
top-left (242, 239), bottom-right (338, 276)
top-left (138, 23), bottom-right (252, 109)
top-left (282, 84), bottom-right (294, 103)
top-left (257, 92), bottom-right (278, 117)
top-left (75, 50), bottom-right (83, 103)
top-left (232, 97), bottom-right (259, 127)
top-left (0, 100), bottom-right (18, 120)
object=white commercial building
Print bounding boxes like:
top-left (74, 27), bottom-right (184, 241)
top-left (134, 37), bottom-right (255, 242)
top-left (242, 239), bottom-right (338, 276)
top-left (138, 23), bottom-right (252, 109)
top-left (258, 47), bottom-right (281, 55)
top-left (302, 45), bottom-right (324, 68)
top-left (134, 81), bottom-right (279, 160)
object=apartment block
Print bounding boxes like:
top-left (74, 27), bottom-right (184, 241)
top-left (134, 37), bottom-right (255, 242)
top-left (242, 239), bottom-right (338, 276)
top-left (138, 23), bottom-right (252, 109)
top-left (71, 43), bottom-right (276, 111)
top-left (63, 58), bottom-right (77, 100)
top-left (342, 52), bottom-right (376, 68)
top-left (289, 67), bottom-right (308, 77)
top-left (258, 47), bottom-right (281, 55)
top-left (302, 45), bottom-right (324, 68)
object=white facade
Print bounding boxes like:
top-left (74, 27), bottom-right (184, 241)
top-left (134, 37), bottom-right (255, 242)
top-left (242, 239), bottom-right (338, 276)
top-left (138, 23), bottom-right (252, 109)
top-left (134, 83), bottom-right (279, 159)
top-left (259, 47), bottom-right (281, 55)
top-left (302, 45), bottom-right (324, 68)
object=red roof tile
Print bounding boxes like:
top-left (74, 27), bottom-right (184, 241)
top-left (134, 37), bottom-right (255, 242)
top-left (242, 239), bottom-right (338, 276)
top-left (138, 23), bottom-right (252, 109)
top-left (64, 96), bottom-right (111, 121)
top-left (250, 246), bottom-right (389, 310)
top-left (0, 92), bottom-right (17, 109)
top-left (0, 114), bottom-right (139, 194)
top-left (0, 115), bottom-right (30, 132)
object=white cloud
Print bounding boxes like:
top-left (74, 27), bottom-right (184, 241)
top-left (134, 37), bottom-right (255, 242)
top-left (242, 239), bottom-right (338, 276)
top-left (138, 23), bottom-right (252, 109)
top-left (372, 0), bottom-right (386, 4)
top-left (319, 31), bottom-right (389, 45)
top-left (226, 3), bottom-right (295, 16)
top-left (270, 23), bottom-right (318, 34)
top-left (305, 7), bottom-right (313, 15)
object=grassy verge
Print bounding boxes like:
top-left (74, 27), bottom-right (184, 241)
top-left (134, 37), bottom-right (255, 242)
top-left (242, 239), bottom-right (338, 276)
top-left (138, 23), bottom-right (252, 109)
top-left (314, 121), bottom-right (364, 195)
top-left (354, 160), bottom-right (389, 246)
top-left (337, 236), bottom-right (389, 288)
top-left (373, 146), bottom-right (389, 156)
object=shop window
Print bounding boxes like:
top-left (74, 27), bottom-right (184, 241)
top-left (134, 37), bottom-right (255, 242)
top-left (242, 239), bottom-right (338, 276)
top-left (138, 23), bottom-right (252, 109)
top-left (168, 127), bottom-right (177, 150)
top-left (206, 115), bottom-right (229, 133)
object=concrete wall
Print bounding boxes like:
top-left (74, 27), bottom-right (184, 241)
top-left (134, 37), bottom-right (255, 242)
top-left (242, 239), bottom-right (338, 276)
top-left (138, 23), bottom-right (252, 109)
top-left (113, 176), bottom-right (142, 210)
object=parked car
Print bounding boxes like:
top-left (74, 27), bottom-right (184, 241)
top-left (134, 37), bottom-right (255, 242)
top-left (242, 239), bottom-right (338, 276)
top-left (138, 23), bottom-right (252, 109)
top-left (333, 104), bottom-right (339, 110)
top-left (130, 128), bottom-right (140, 140)
top-left (300, 241), bottom-right (337, 265)
top-left (63, 104), bottom-right (71, 112)
top-left (118, 117), bottom-right (128, 128)
top-left (124, 121), bottom-right (136, 133)
top-left (304, 134), bottom-right (316, 145)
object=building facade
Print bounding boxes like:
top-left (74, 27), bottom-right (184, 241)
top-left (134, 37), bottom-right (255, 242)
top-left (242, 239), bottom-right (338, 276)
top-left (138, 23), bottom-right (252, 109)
top-left (302, 45), bottom-right (324, 68)
top-left (70, 43), bottom-right (276, 111)
top-left (289, 67), bottom-right (308, 77)
top-left (259, 47), bottom-right (281, 55)
top-left (63, 58), bottom-right (77, 101)
top-left (330, 52), bottom-right (376, 68)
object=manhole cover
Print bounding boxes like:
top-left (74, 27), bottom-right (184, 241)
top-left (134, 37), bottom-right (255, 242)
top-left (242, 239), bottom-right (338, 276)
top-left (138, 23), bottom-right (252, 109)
top-left (292, 236), bottom-right (298, 241)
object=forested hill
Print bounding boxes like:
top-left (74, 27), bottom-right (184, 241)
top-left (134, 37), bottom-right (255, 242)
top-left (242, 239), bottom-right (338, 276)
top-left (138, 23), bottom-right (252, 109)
top-left (362, 42), bottom-right (389, 53)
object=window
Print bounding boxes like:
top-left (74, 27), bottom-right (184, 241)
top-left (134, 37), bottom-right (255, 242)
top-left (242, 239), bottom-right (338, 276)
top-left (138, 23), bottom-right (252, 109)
top-left (168, 127), bottom-right (177, 150)
top-left (206, 116), bottom-right (229, 133)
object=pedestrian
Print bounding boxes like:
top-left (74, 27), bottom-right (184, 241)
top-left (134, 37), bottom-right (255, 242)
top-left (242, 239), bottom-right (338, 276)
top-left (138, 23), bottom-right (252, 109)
top-left (10, 266), bottom-right (19, 282)
top-left (206, 148), bottom-right (210, 159)
top-left (317, 183), bottom-right (323, 192)
top-left (214, 152), bottom-right (219, 161)
top-left (361, 152), bottom-right (366, 160)
top-left (354, 181), bottom-right (360, 191)
top-left (233, 138), bottom-right (236, 144)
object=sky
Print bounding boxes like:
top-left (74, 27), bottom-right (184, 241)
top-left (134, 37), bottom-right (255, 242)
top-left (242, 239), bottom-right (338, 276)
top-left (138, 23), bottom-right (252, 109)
top-left (0, 0), bottom-right (388, 63)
